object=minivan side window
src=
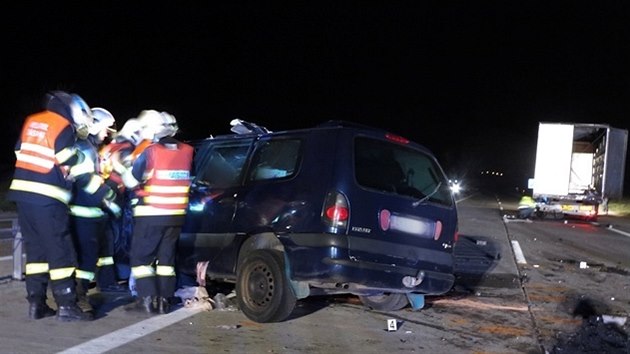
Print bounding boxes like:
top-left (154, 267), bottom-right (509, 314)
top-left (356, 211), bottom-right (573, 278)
top-left (248, 139), bottom-right (301, 181)
top-left (354, 137), bottom-right (453, 207)
top-left (193, 139), bottom-right (253, 187)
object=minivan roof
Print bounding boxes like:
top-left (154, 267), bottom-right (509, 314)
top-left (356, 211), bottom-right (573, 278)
top-left (186, 119), bottom-right (434, 155)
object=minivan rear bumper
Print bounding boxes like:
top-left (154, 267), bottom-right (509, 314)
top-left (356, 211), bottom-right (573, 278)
top-left (281, 233), bottom-right (455, 295)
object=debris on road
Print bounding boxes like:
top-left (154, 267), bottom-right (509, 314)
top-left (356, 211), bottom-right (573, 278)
top-left (550, 315), bottom-right (630, 353)
top-left (175, 286), bottom-right (214, 311)
top-left (602, 315), bottom-right (628, 326)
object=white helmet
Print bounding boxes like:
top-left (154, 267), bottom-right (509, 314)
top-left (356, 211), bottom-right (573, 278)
top-left (137, 109), bottom-right (178, 141)
top-left (115, 118), bottom-right (144, 146)
top-left (159, 111), bottom-right (179, 138)
top-left (89, 107), bottom-right (116, 136)
top-left (44, 91), bottom-right (94, 139)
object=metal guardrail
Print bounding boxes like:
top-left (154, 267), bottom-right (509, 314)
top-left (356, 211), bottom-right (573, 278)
top-left (0, 217), bottom-right (24, 281)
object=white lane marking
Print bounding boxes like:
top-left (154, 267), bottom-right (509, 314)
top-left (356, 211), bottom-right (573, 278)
top-left (511, 240), bottom-right (527, 264)
top-left (607, 225), bottom-right (630, 238)
top-left (56, 307), bottom-right (204, 354)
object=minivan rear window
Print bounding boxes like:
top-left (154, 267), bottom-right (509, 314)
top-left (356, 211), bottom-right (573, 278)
top-left (354, 137), bottom-right (453, 207)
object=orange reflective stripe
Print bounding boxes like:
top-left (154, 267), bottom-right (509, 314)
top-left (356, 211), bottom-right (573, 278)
top-left (15, 112), bottom-right (70, 174)
top-left (131, 140), bottom-right (151, 161)
top-left (138, 142), bottom-right (193, 211)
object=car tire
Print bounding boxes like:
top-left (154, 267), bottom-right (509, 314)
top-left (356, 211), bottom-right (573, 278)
top-left (359, 292), bottom-right (409, 311)
top-left (236, 249), bottom-right (296, 323)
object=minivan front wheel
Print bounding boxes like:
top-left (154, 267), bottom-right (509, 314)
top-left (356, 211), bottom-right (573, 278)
top-left (359, 292), bottom-right (409, 311)
top-left (236, 249), bottom-right (296, 323)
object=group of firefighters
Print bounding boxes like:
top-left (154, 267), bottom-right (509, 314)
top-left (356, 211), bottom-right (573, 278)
top-left (7, 90), bottom-right (194, 322)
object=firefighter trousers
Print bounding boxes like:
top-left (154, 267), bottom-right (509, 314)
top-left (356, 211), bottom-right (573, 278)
top-left (17, 202), bottom-right (78, 306)
top-left (70, 214), bottom-right (118, 289)
top-left (129, 216), bottom-right (182, 299)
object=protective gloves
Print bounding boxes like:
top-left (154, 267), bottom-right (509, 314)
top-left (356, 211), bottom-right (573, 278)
top-left (102, 190), bottom-right (122, 218)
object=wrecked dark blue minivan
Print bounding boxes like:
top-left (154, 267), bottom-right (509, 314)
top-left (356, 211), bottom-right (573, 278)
top-left (177, 120), bottom-right (458, 322)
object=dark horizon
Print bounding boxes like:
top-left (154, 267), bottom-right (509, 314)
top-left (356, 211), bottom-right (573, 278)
top-left (2, 2), bottom-right (630, 195)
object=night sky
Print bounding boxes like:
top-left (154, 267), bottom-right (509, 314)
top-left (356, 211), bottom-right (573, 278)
top-left (2, 2), bottom-right (630, 192)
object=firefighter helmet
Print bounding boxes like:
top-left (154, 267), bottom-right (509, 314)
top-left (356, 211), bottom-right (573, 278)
top-left (137, 109), bottom-right (179, 141)
top-left (158, 111), bottom-right (179, 138)
top-left (44, 91), bottom-right (94, 139)
top-left (89, 107), bottom-right (116, 136)
top-left (115, 118), bottom-right (144, 146)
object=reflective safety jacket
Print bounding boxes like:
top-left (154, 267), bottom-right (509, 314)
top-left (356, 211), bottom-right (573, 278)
top-left (518, 196), bottom-right (537, 210)
top-left (129, 138), bottom-right (193, 217)
top-left (69, 138), bottom-right (115, 218)
top-left (99, 139), bottom-right (150, 189)
top-left (100, 140), bottom-right (133, 187)
top-left (8, 111), bottom-right (93, 205)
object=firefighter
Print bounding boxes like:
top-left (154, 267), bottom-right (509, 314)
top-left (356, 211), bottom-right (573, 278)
top-left (518, 193), bottom-right (537, 219)
top-left (122, 110), bottom-right (193, 314)
top-left (91, 109), bottom-right (130, 294)
top-left (99, 117), bottom-right (153, 297)
top-left (7, 91), bottom-right (119, 322)
top-left (69, 107), bottom-right (125, 313)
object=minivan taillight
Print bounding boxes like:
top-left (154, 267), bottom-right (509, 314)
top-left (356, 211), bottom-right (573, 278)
top-left (323, 191), bottom-right (349, 232)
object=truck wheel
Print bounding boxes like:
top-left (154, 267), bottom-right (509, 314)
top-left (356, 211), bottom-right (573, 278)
top-left (236, 249), bottom-right (296, 323)
top-left (359, 293), bottom-right (409, 311)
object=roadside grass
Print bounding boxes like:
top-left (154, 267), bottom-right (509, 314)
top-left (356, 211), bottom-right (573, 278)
top-left (608, 198), bottom-right (630, 217)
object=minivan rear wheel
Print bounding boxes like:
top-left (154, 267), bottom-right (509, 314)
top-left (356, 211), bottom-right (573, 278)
top-left (359, 293), bottom-right (409, 311)
top-left (236, 249), bottom-right (296, 323)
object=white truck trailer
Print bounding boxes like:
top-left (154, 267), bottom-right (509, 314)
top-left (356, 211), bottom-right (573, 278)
top-left (532, 122), bottom-right (628, 221)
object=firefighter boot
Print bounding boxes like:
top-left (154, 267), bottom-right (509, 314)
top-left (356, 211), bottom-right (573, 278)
top-left (75, 280), bottom-right (93, 313)
top-left (157, 296), bottom-right (171, 314)
top-left (97, 265), bottom-right (128, 293)
top-left (28, 302), bottom-right (56, 320)
top-left (27, 292), bottom-right (55, 320)
top-left (125, 296), bottom-right (155, 314)
top-left (57, 303), bottom-right (94, 322)
top-left (53, 286), bottom-right (94, 322)
top-left (99, 282), bottom-right (129, 293)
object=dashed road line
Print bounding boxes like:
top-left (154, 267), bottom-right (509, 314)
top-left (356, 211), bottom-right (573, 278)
top-left (606, 225), bottom-right (630, 238)
top-left (511, 240), bottom-right (527, 264)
